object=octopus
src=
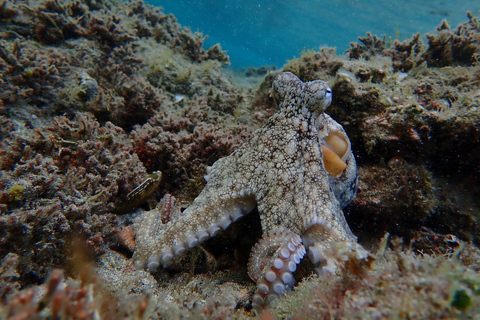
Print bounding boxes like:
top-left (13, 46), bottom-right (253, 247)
top-left (133, 72), bottom-right (368, 308)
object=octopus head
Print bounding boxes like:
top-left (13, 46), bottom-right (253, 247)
top-left (272, 71), bottom-right (332, 113)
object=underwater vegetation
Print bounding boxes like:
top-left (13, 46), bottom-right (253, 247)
top-left (0, 0), bottom-right (251, 307)
top-left (0, 0), bottom-right (479, 318)
top-left (272, 236), bottom-right (480, 319)
top-left (275, 12), bottom-right (480, 246)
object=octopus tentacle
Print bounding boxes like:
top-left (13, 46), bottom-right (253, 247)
top-left (133, 192), bottom-right (256, 272)
top-left (248, 228), bottom-right (306, 308)
top-left (301, 219), bottom-right (369, 275)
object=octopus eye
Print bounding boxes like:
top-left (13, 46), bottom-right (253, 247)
top-left (323, 87), bottom-right (333, 106)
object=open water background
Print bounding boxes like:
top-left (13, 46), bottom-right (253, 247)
top-left (147, 0), bottom-right (480, 68)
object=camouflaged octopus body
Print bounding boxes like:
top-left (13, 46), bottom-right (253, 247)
top-left (133, 72), bottom-right (366, 307)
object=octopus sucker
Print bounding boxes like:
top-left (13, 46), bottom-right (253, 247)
top-left (248, 228), bottom-right (306, 309)
top-left (195, 229), bottom-right (209, 243)
top-left (133, 72), bottom-right (370, 308)
top-left (185, 235), bottom-right (199, 248)
top-left (248, 228), bottom-right (302, 282)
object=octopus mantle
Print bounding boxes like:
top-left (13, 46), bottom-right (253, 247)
top-left (133, 72), bottom-right (368, 308)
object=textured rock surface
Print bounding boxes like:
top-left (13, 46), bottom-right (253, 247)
top-left (1, 1), bottom-right (480, 318)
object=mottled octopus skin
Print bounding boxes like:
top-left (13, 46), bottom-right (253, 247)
top-left (133, 72), bottom-right (366, 307)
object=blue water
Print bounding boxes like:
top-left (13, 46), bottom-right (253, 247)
top-left (147, 0), bottom-right (480, 68)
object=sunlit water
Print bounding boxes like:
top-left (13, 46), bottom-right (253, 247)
top-left (147, 0), bottom-right (480, 68)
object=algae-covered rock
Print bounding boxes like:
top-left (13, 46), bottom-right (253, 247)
top-left (1, 1), bottom-right (479, 318)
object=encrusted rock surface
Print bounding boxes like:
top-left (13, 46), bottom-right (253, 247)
top-left (1, 1), bottom-right (480, 318)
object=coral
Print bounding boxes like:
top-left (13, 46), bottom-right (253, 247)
top-left (130, 99), bottom-right (252, 198)
top-left (0, 0), bottom-right (232, 131)
top-left (385, 33), bottom-right (427, 72)
top-left (0, 113), bottom-right (147, 286)
top-left (346, 12), bottom-right (480, 69)
top-left (0, 253), bottom-right (20, 301)
top-left (0, 265), bottom-right (150, 320)
top-left (284, 47), bottom-right (344, 81)
top-left (347, 32), bottom-right (392, 60)
top-left (271, 239), bottom-right (480, 319)
top-left (423, 13), bottom-right (480, 67)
